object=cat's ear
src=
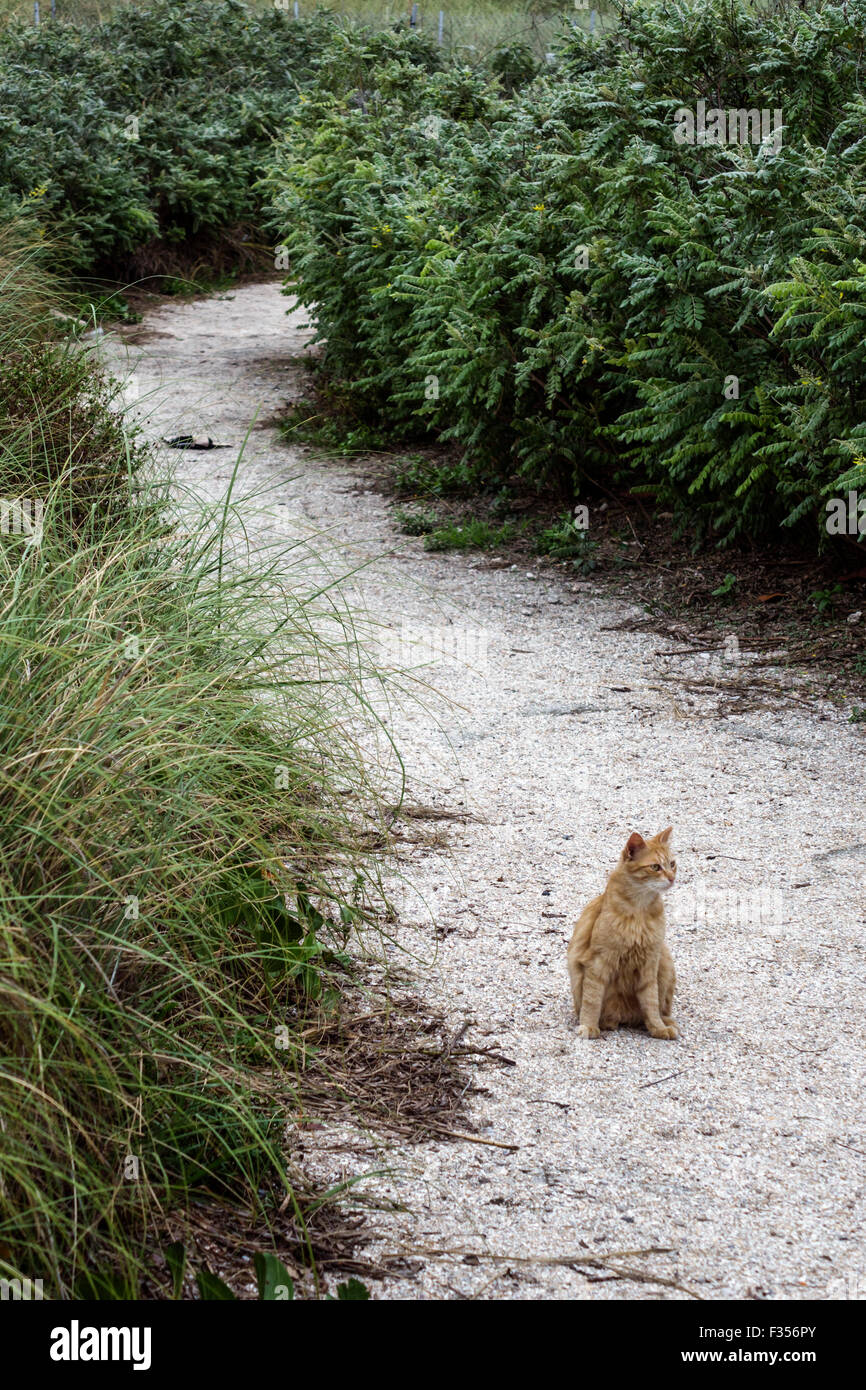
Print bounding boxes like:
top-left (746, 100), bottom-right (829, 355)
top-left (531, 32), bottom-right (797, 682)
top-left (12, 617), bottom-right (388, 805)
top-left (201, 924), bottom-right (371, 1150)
top-left (657, 826), bottom-right (673, 844)
top-left (624, 832), bottom-right (646, 859)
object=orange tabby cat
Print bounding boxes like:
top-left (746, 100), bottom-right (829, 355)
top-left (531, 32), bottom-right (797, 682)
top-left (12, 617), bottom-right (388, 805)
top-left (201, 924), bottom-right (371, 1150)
top-left (567, 827), bottom-right (678, 1039)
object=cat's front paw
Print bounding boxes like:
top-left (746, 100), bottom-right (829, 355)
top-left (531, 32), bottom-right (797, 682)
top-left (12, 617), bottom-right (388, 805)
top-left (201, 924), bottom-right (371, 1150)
top-left (648, 1021), bottom-right (678, 1040)
top-left (577, 1023), bottom-right (601, 1039)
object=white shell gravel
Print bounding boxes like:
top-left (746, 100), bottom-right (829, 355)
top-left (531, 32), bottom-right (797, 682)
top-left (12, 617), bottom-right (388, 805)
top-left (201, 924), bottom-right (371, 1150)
top-left (105, 283), bottom-right (866, 1301)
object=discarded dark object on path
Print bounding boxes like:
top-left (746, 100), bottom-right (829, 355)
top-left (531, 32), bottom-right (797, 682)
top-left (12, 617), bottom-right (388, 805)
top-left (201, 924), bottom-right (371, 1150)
top-left (162, 435), bottom-right (231, 450)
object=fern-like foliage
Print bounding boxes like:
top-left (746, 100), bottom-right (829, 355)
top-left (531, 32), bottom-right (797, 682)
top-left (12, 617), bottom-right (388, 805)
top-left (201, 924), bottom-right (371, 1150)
top-left (265, 0), bottom-right (866, 544)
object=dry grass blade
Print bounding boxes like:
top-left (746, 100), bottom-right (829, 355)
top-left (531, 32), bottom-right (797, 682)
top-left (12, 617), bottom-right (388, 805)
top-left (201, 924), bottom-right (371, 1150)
top-left (288, 987), bottom-right (503, 1147)
top-left (376, 1245), bottom-right (702, 1298)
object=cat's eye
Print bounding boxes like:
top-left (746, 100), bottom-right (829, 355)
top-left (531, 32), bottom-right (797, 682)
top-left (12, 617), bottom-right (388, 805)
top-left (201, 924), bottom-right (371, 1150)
top-left (652, 863), bottom-right (661, 870)
top-left (670, 860), bottom-right (676, 868)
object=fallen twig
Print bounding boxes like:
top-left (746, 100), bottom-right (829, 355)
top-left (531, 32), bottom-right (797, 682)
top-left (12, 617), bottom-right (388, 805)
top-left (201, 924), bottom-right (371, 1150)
top-left (832, 1137), bottom-right (866, 1158)
top-left (378, 1246), bottom-right (700, 1298)
top-left (425, 1124), bottom-right (520, 1151)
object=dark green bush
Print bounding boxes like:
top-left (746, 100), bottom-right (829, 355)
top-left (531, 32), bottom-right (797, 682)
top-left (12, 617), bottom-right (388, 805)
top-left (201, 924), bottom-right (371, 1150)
top-left (0, 0), bottom-right (337, 271)
top-left (264, 0), bottom-right (866, 544)
top-left (486, 40), bottom-right (539, 94)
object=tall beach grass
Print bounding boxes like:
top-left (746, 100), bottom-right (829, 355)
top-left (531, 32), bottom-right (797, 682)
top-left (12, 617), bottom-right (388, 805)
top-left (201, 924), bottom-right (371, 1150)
top-left (0, 219), bottom-right (395, 1296)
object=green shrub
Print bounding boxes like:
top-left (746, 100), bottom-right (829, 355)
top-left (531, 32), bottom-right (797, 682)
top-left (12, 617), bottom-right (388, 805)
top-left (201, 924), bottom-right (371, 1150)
top-left (0, 0), bottom-right (338, 272)
top-left (486, 40), bottom-right (539, 94)
top-left (391, 452), bottom-right (482, 497)
top-left (394, 505), bottom-right (438, 535)
top-left (264, 0), bottom-right (866, 545)
top-left (535, 512), bottom-right (598, 569)
top-left (423, 517), bottom-right (515, 550)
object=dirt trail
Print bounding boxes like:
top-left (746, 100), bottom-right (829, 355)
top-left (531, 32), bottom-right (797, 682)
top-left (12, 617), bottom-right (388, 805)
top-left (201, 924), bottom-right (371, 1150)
top-left (106, 282), bottom-right (864, 1301)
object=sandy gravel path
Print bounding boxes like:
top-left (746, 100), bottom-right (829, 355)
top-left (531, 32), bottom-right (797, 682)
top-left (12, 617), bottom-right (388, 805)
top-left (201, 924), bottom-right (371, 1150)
top-left (105, 281), bottom-right (865, 1301)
